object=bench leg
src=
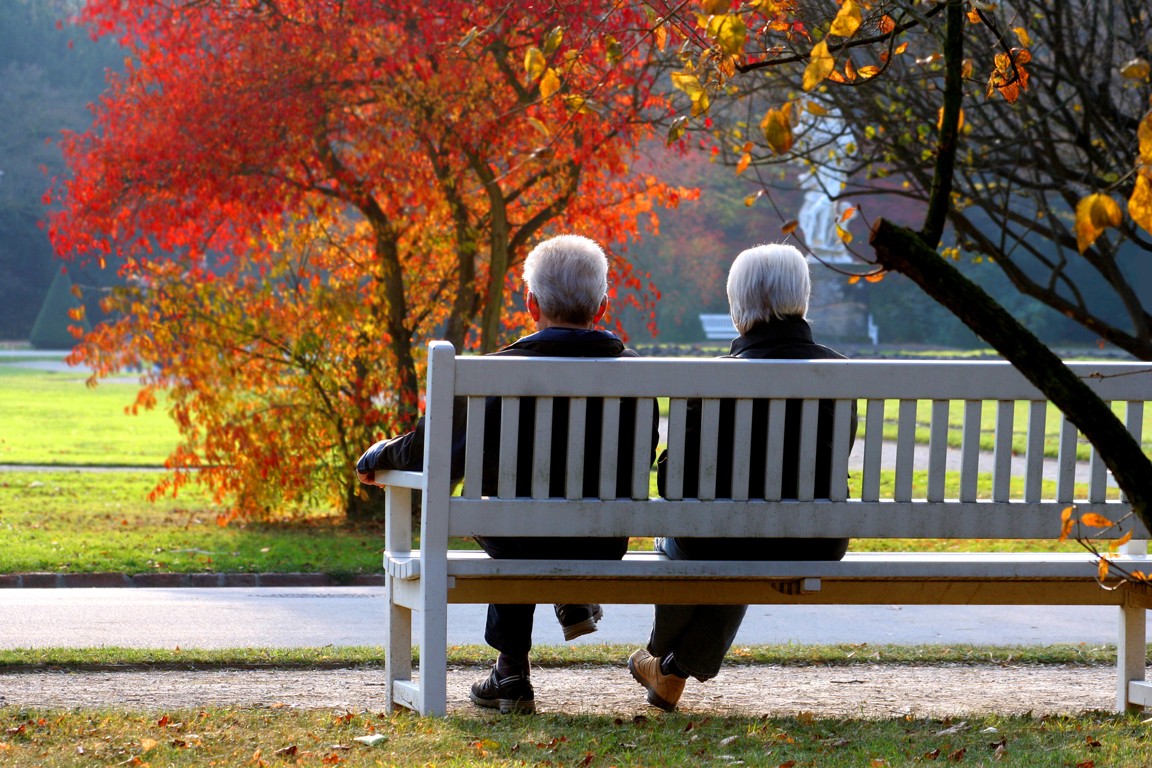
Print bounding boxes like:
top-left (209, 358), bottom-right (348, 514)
top-left (384, 574), bottom-right (412, 714)
top-left (417, 596), bottom-right (449, 716)
top-left (1119, 595), bottom-right (1150, 713)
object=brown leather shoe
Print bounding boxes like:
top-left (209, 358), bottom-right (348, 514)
top-left (628, 649), bottom-right (685, 712)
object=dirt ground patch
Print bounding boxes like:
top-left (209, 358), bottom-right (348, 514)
top-left (0, 663), bottom-right (1124, 718)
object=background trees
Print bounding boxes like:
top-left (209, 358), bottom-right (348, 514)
top-left (49, 0), bottom-right (675, 519)
top-left (653, 0), bottom-right (1152, 526)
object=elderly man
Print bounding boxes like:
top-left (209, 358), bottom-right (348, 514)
top-left (628, 242), bottom-right (857, 712)
top-left (358, 234), bottom-right (657, 714)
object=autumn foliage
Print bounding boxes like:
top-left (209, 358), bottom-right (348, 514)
top-left (49, 0), bottom-right (680, 519)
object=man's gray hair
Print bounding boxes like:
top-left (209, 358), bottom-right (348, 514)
top-left (523, 234), bottom-right (609, 325)
top-left (727, 243), bottom-right (811, 334)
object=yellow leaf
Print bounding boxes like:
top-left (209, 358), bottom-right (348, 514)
top-left (736, 152), bottom-right (752, 175)
top-left (759, 103), bottom-right (794, 154)
top-left (829, 0), bottom-right (862, 38)
top-left (1120, 57), bottom-right (1150, 80)
top-left (835, 223), bottom-right (853, 244)
top-left (1139, 110), bottom-right (1152, 162)
top-left (856, 65), bottom-right (880, 80)
top-left (1013, 27), bottom-right (1031, 47)
top-left (671, 71), bottom-right (705, 99)
top-left (563, 95), bottom-right (597, 115)
top-left (666, 115), bottom-right (689, 145)
top-left (708, 13), bottom-right (747, 56)
top-left (539, 68), bottom-right (561, 100)
top-left (1080, 512), bottom-right (1114, 529)
top-left (543, 26), bottom-right (564, 56)
top-left (1130, 175), bottom-right (1152, 236)
top-left (1075, 193), bottom-right (1122, 252)
top-left (140, 738), bottom-right (158, 753)
top-left (744, 193), bottom-right (759, 207)
top-left (1098, 556), bottom-right (1111, 582)
top-left (803, 40), bottom-right (835, 91)
top-left (524, 47), bottom-right (547, 82)
top-left (1059, 506), bottom-right (1075, 543)
top-left (844, 57), bottom-right (857, 82)
top-left (806, 100), bottom-right (829, 117)
top-left (893, 42), bottom-right (908, 55)
top-left (527, 117), bottom-right (551, 138)
top-left (691, 90), bottom-right (711, 117)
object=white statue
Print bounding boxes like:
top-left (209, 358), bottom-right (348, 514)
top-left (795, 108), bottom-right (857, 264)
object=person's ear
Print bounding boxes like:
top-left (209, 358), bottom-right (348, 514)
top-left (527, 291), bottom-right (542, 322)
top-left (593, 295), bottom-right (608, 323)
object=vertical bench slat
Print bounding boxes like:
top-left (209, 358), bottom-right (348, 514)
top-left (696, 399), bottom-right (721, 501)
top-left (531, 398), bottom-right (554, 499)
top-left (797, 399), bottom-right (819, 501)
top-left (663, 399), bottom-right (688, 501)
top-left (497, 396), bottom-right (520, 498)
top-left (862, 399), bottom-right (884, 502)
top-left (1090, 420), bottom-right (1109, 504)
top-left (830, 399), bottom-right (852, 502)
top-left (1123, 402), bottom-right (1145, 504)
top-left (960, 400), bottom-right (981, 502)
top-left (565, 398), bottom-right (588, 500)
top-left (993, 400), bottom-right (1014, 502)
top-left (927, 399), bottom-right (949, 502)
top-left (462, 397), bottom-right (487, 500)
top-left (631, 398), bottom-right (656, 500)
top-left (895, 399), bottom-right (917, 502)
top-left (763, 399), bottom-right (787, 501)
top-left (1024, 400), bottom-right (1046, 503)
top-left (1057, 414), bottom-right (1078, 503)
top-left (730, 399), bottom-right (754, 501)
top-left (598, 397), bottom-right (622, 500)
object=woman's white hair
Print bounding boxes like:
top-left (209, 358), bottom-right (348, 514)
top-left (726, 243), bottom-right (811, 334)
top-left (523, 234), bottom-right (609, 325)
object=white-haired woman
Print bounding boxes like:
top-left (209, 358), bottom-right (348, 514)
top-left (629, 243), bottom-right (857, 712)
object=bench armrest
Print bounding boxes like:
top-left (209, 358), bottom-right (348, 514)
top-left (374, 469), bottom-right (424, 489)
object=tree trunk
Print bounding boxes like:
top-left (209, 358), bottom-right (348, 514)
top-left (869, 218), bottom-right (1152, 530)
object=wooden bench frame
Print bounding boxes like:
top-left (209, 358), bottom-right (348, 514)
top-left (378, 341), bottom-right (1152, 716)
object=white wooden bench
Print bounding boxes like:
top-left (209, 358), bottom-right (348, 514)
top-left (377, 341), bottom-right (1152, 716)
top-left (699, 313), bottom-right (738, 340)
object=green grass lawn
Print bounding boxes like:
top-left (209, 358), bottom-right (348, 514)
top-left (0, 367), bottom-right (178, 466)
top-left (3, 706), bottom-right (1146, 768)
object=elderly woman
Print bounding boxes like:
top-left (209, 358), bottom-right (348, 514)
top-left (629, 242), bottom-right (858, 712)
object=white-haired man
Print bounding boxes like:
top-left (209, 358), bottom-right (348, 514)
top-left (358, 234), bottom-right (658, 714)
top-left (629, 242), bottom-right (857, 712)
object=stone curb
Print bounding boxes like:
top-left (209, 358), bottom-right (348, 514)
top-left (0, 573), bottom-right (385, 588)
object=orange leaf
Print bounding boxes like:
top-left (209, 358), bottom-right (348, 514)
top-left (1098, 556), bottom-right (1111, 582)
top-left (781, 219), bottom-right (798, 235)
top-left (878, 15), bottom-right (895, 34)
top-left (1075, 193), bottom-right (1122, 253)
top-left (1080, 512), bottom-right (1114, 529)
top-left (736, 152), bottom-right (752, 175)
top-left (1059, 506), bottom-right (1075, 542)
top-left (864, 272), bottom-right (885, 283)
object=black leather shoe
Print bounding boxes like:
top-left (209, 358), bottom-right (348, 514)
top-left (469, 666), bottom-right (536, 714)
top-left (554, 604), bottom-right (604, 641)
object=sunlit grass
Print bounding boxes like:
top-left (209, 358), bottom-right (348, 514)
top-left (0, 706), bottom-right (1147, 767)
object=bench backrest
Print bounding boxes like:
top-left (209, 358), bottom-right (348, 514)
top-left (415, 342), bottom-right (1152, 545)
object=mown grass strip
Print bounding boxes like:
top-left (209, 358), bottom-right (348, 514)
top-left (0, 706), bottom-right (1146, 767)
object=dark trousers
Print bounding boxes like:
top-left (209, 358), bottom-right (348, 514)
top-left (476, 535), bottom-right (628, 657)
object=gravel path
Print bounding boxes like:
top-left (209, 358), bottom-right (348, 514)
top-left (0, 663), bottom-right (1121, 718)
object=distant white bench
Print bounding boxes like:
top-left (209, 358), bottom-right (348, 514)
top-left (699, 313), bottom-right (737, 340)
top-left (378, 341), bottom-right (1152, 716)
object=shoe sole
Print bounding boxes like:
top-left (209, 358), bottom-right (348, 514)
top-left (561, 606), bottom-right (604, 642)
top-left (627, 656), bottom-right (678, 713)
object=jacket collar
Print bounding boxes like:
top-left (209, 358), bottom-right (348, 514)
top-left (729, 316), bottom-right (813, 356)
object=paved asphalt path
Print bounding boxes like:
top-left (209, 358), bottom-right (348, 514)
top-left (0, 587), bottom-right (1141, 650)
